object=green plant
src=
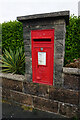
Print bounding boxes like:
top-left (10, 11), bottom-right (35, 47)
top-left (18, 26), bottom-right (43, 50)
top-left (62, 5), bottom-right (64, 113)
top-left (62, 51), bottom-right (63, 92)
top-left (0, 23), bottom-right (2, 42)
top-left (2, 20), bottom-right (24, 53)
top-left (73, 116), bottom-right (78, 120)
top-left (0, 47), bottom-right (25, 75)
top-left (64, 15), bottom-right (80, 65)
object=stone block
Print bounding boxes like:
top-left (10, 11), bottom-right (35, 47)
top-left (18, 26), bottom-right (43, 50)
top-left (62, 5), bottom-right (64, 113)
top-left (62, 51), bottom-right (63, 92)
top-left (34, 84), bottom-right (49, 98)
top-left (11, 91), bottom-right (33, 106)
top-left (23, 29), bottom-right (30, 39)
top-left (25, 51), bottom-right (31, 56)
top-left (30, 23), bottom-right (55, 30)
top-left (2, 88), bottom-right (11, 100)
top-left (49, 87), bottom-right (65, 102)
top-left (25, 60), bottom-right (32, 75)
top-left (54, 77), bottom-right (63, 87)
top-left (55, 46), bottom-right (63, 54)
top-left (55, 31), bottom-right (64, 40)
top-left (0, 77), bottom-right (2, 87)
top-left (49, 87), bottom-right (79, 105)
top-left (55, 59), bottom-right (63, 66)
top-left (63, 67), bottom-right (80, 75)
top-left (64, 74), bottom-right (79, 90)
top-left (23, 82), bottom-right (49, 98)
top-left (29, 19), bottom-right (54, 26)
top-left (25, 63), bottom-right (31, 74)
top-left (55, 40), bottom-right (63, 46)
top-left (0, 87), bottom-right (2, 97)
top-left (59, 103), bottom-right (79, 118)
top-left (54, 69), bottom-right (63, 84)
top-left (23, 81), bottom-right (37, 95)
top-left (54, 19), bottom-right (65, 25)
top-left (24, 39), bottom-right (30, 46)
top-left (25, 56), bottom-right (31, 62)
top-left (25, 74), bottom-right (32, 82)
top-left (55, 54), bottom-right (63, 59)
top-left (24, 45), bottom-right (30, 52)
top-left (55, 25), bottom-right (65, 31)
top-left (55, 64), bottom-right (63, 72)
top-left (2, 78), bottom-right (23, 92)
top-left (23, 34), bottom-right (30, 40)
top-left (33, 96), bottom-right (58, 113)
top-left (54, 81), bottom-right (63, 87)
top-left (63, 89), bottom-right (79, 105)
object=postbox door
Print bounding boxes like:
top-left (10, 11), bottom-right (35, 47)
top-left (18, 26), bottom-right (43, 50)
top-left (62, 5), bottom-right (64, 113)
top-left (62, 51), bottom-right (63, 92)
top-left (32, 44), bottom-right (53, 85)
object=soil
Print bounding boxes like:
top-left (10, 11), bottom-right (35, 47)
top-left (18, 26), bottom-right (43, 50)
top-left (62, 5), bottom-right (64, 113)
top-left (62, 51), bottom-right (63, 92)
top-left (65, 58), bottom-right (80, 69)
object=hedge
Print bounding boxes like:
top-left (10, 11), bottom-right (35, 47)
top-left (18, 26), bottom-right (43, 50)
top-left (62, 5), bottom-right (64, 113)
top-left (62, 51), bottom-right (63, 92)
top-left (64, 15), bottom-right (80, 65)
top-left (1, 16), bottom-right (80, 65)
top-left (0, 23), bottom-right (2, 41)
top-left (2, 21), bottom-right (24, 53)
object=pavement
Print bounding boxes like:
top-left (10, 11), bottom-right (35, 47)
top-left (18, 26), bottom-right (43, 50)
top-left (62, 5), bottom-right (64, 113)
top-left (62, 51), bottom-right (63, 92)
top-left (1, 101), bottom-right (67, 119)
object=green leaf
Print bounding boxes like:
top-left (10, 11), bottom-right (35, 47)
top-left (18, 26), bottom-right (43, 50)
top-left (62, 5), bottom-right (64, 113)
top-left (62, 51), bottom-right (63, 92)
top-left (1, 47), bottom-right (25, 75)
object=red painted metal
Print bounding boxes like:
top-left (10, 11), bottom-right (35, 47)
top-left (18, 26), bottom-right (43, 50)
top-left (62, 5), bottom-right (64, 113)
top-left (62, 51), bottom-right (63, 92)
top-left (31, 29), bottom-right (54, 85)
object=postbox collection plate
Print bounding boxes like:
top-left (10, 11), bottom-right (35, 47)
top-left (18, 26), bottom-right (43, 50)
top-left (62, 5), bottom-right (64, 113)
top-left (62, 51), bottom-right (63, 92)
top-left (38, 52), bottom-right (46, 65)
top-left (31, 29), bottom-right (54, 85)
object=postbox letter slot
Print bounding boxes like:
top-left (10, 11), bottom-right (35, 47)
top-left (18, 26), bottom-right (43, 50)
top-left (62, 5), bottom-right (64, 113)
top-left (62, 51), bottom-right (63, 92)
top-left (33, 39), bottom-right (51, 41)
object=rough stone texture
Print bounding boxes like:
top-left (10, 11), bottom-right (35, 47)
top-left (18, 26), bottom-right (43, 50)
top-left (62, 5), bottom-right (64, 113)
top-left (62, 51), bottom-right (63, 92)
top-left (2, 88), bottom-right (11, 100)
top-left (78, 105), bottom-right (80, 118)
top-left (33, 96), bottom-right (58, 113)
top-left (0, 87), bottom-right (2, 97)
top-left (25, 74), bottom-right (32, 82)
top-left (54, 21), bottom-right (66, 86)
top-left (2, 78), bottom-right (23, 92)
top-left (23, 81), bottom-right (79, 105)
top-left (17, 11), bottom-right (69, 25)
top-left (17, 11), bottom-right (70, 87)
top-left (23, 82), bottom-right (49, 98)
top-left (63, 90), bottom-right (79, 105)
top-left (59, 103), bottom-right (79, 118)
top-left (49, 87), bottom-right (79, 105)
top-left (64, 74), bottom-right (80, 90)
top-left (11, 91), bottom-right (33, 106)
top-left (2, 75), bottom-right (80, 118)
top-left (0, 77), bottom-right (2, 87)
top-left (0, 73), bottom-right (25, 81)
top-left (63, 67), bottom-right (80, 75)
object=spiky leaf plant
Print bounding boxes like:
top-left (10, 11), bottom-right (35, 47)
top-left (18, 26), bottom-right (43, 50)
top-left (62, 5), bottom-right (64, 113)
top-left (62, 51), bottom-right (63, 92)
top-left (0, 47), bottom-right (25, 75)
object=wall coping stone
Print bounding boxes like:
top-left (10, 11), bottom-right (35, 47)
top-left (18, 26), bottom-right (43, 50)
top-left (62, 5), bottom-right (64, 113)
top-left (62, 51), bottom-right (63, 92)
top-left (0, 67), bottom-right (80, 82)
top-left (63, 67), bottom-right (80, 75)
top-left (17, 11), bottom-right (70, 25)
top-left (0, 73), bottom-right (25, 81)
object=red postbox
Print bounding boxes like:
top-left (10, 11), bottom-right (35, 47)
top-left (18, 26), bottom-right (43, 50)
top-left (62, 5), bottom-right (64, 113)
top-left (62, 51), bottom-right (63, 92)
top-left (31, 29), bottom-right (54, 85)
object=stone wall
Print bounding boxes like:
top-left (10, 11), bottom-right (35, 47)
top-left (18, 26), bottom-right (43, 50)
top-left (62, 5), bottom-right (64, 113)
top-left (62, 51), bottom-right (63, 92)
top-left (63, 67), bottom-right (80, 90)
top-left (17, 11), bottom-right (69, 87)
top-left (23, 19), bottom-right (66, 87)
top-left (1, 69), bottom-right (80, 118)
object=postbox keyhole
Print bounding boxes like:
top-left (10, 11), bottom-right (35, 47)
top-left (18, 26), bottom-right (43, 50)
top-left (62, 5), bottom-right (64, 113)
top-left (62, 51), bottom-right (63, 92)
top-left (41, 48), bottom-right (43, 51)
